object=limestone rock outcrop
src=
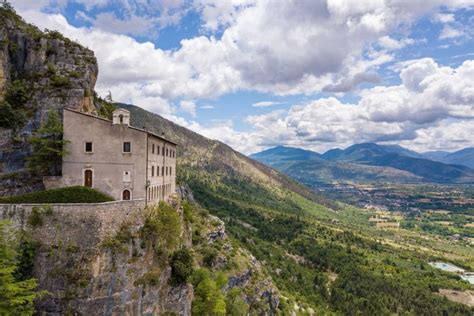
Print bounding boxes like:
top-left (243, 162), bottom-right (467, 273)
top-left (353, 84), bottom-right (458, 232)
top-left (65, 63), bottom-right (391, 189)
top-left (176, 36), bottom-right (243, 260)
top-left (0, 7), bottom-right (98, 195)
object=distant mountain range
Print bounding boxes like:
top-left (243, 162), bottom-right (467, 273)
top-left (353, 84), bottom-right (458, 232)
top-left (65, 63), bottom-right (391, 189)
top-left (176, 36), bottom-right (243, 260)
top-left (250, 143), bottom-right (474, 184)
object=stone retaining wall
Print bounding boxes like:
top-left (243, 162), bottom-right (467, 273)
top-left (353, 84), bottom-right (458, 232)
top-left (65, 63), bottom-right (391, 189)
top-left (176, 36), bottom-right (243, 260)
top-left (0, 199), bottom-right (146, 239)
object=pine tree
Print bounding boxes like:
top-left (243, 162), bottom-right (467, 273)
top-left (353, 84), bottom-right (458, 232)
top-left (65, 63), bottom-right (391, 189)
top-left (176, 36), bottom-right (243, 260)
top-left (27, 111), bottom-right (68, 175)
top-left (0, 221), bottom-right (41, 315)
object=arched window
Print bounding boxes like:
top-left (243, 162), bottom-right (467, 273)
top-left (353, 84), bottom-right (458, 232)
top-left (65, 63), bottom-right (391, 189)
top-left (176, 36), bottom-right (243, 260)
top-left (122, 189), bottom-right (131, 200)
top-left (119, 114), bottom-right (124, 124)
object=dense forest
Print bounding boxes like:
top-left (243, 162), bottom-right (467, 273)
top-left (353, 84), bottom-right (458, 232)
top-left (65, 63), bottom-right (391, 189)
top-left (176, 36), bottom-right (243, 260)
top-left (179, 163), bottom-right (474, 315)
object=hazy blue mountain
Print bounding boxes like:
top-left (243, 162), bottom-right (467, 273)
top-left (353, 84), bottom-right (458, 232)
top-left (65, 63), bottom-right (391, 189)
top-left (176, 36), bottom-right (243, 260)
top-left (444, 148), bottom-right (474, 169)
top-left (422, 151), bottom-right (450, 161)
top-left (252, 143), bottom-right (474, 184)
top-left (381, 144), bottom-right (423, 158)
top-left (423, 148), bottom-right (474, 169)
top-left (250, 146), bottom-right (323, 169)
top-left (322, 143), bottom-right (422, 162)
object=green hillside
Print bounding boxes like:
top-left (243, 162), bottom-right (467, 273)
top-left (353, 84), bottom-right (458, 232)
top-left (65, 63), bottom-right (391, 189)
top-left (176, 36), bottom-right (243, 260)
top-left (120, 103), bottom-right (474, 314)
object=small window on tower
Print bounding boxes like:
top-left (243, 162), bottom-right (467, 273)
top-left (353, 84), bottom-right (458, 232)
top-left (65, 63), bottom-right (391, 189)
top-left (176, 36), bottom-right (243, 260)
top-left (123, 171), bottom-right (131, 182)
top-left (162, 146), bottom-right (165, 155)
top-left (152, 144), bottom-right (155, 154)
top-left (157, 145), bottom-right (160, 155)
top-left (123, 142), bottom-right (131, 153)
top-left (85, 142), bottom-right (93, 153)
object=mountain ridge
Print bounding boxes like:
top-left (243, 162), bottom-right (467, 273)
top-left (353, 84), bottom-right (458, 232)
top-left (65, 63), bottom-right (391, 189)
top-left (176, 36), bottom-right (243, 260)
top-left (251, 143), bottom-right (474, 184)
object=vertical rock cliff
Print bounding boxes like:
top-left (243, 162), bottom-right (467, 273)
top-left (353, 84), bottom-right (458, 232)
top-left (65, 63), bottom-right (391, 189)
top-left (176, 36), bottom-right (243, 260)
top-left (0, 6), bottom-right (98, 195)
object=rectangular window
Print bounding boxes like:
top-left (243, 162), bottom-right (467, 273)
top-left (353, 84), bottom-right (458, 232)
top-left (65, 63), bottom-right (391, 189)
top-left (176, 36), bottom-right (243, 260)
top-left (151, 166), bottom-right (154, 177)
top-left (166, 166), bottom-right (168, 176)
top-left (157, 145), bottom-right (160, 155)
top-left (123, 171), bottom-right (131, 182)
top-left (157, 165), bottom-right (160, 176)
top-left (152, 144), bottom-right (155, 154)
top-left (170, 167), bottom-right (172, 175)
top-left (123, 142), bottom-right (131, 153)
top-left (162, 146), bottom-right (165, 155)
top-left (166, 148), bottom-right (169, 157)
top-left (85, 142), bottom-right (93, 153)
top-left (162, 166), bottom-right (164, 176)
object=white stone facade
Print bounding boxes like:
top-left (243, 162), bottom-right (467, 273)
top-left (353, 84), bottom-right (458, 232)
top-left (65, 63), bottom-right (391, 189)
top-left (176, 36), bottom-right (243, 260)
top-left (61, 108), bottom-right (177, 202)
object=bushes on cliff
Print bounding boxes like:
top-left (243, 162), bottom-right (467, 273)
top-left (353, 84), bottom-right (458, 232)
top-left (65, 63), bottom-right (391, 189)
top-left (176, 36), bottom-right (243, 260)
top-left (0, 221), bottom-right (43, 315)
top-left (0, 186), bottom-right (114, 203)
top-left (0, 79), bottom-right (31, 130)
top-left (170, 248), bottom-right (194, 285)
top-left (141, 202), bottom-right (182, 257)
top-left (191, 269), bottom-right (227, 316)
top-left (27, 110), bottom-right (68, 176)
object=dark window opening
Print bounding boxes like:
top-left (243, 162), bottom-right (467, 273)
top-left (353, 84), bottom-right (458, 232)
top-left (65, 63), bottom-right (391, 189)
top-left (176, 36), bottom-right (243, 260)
top-left (85, 142), bottom-right (93, 152)
top-left (157, 145), bottom-right (160, 155)
top-left (123, 142), bottom-right (131, 153)
top-left (122, 189), bottom-right (131, 200)
top-left (162, 146), bottom-right (165, 155)
top-left (152, 144), bottom-right (155, 154)
top-left (151, 166), bottom-right (154, 177)
top-left (162, 166), bottom-right (164, 176)
top-left (166, 148), bottom-right (168, 157)
top-left (119, 115), bottom-right (123, 124)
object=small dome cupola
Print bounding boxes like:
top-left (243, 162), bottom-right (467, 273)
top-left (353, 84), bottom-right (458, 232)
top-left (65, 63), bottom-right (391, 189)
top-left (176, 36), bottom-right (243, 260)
top-left (112, 108), bottom-right (131, 126)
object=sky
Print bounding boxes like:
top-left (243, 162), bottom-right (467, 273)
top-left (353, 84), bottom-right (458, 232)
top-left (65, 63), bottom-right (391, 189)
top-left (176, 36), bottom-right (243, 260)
top-left (9, 0), bottom-right (474, 154)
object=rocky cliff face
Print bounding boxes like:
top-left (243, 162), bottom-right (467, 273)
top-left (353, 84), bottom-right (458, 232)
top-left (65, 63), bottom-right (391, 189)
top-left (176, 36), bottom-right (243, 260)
top-left (0, 194), bottom-right (279, 315)
top-left (0, 6), bottom-right (98, 195)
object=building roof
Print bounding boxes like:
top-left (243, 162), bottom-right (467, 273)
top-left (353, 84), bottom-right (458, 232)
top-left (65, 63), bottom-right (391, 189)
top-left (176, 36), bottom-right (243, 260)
top-left (64, 108), bottom-right (178, 146)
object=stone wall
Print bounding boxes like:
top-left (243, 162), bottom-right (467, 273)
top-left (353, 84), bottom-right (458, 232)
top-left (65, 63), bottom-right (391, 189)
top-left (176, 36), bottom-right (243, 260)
top-left (0, 199), bottom-right (146, 236)
top-left (0, 199), bottom-right (193, 315)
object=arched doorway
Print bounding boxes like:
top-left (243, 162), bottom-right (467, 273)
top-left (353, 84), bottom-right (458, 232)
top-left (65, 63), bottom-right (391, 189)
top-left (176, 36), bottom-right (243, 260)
top-left (122, 189), bottom-right (131, 200)
top-left (84, 169), bottom-right (93, 187)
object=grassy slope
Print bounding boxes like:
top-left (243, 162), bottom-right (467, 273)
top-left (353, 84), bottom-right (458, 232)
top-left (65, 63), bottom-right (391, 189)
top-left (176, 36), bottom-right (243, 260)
top-left (120, 103), bottom-right (473, 314)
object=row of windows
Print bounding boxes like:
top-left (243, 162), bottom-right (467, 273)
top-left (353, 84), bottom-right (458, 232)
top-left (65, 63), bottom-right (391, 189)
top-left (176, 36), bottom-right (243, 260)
top-left (84, 141), bottom-right (131, 153)
top-left (151, 165), bottom-right (173, 177)
top-left (151, 143), bottom-right (175, 158)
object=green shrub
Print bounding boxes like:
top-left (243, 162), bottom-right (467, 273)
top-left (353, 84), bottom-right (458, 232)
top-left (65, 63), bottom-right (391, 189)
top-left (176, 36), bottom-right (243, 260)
top-left (14, 233), bottom-right (40, 281)
top-left (134, 268), bottom-right (161, 286)
top-left (0, 186), bottom-right (114, 204)
top-left (0, 79), bottom-right (31, 129)
top-left (50, 75), bottom-right (70, 87)
top-left (0, 101), bottom-right (27, 129)
top-left (170, 248), bottom-right (194, 285)
top-left (5, 79), bottom-right (31, 108)
top-left (102, 223), bottom-right (133, 255)
top-left (191, 268), bottom-right (227, 316)
top-left (140, 202), bottom-right (182, 257)
top-left (182, 202), bottom-right (195, 223)
top-left (27, 206), bottom-right (52, 227)
top-left (201, 246), bottom-right (218, 268)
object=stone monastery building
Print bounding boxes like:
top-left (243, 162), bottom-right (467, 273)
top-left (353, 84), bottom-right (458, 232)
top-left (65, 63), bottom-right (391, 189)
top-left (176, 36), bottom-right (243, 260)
top-left (61, 108), bottom-right (177, 202)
